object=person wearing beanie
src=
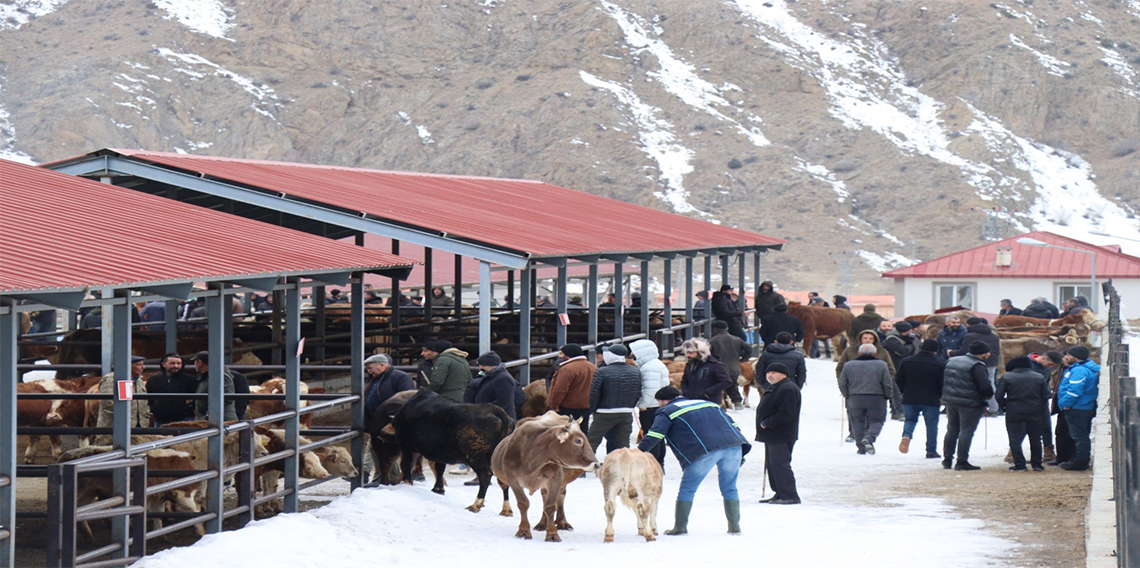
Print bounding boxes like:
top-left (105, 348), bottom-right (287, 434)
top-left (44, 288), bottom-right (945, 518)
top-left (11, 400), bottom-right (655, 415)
top-left (755, 280), bottom-right (787, 319)
top-left (848, 304), bottom-right (885, 343)
top-left (951, 318), bottom-right (1002, 414)
top-left (941, 341), bottom-right (996, 471)
top-left (679, 338), bottom-right (733, 403)
top-left (464, 351), bottom-right (521, 420)
top-left (756, 331), bottom-right (808, 391)
top-left (1028, 351), bottom-right (1064, 462)
top-left (1056, 345), bottom-right (1100, 470)
top-left (548, 344), bottom-right (597, 433)
top-left (364, 352), bottom-right (415, 415)
top-left (755, 361), bottom-right (801, 505)
top-left (758, 301), bottom-right (804, 347)
top-left (424, 339), bottom-right (469, 402)
top-left (586, 344), bottom-right (643, 453)
top-left (880, 320), bottom-right (918, 420)
top-left (639, 385), bottom-right (752, 534)
top-left (839, 344), bottom-right (894, 455)
top-left (712, 285), bottom-right (747, 341)
top-left (995, 356), bottom-right (1050, 471)
top-left (709, 320), bottom-right (748, 409)
top-left (894, 338), bottom-right (947, 458)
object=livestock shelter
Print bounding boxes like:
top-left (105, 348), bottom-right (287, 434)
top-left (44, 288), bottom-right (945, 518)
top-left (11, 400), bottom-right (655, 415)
top-left (1, 160), bottom-right (416, 567)
top-left (47, 149), bottom-right (785, 382)
top-left (885, 231), bottom-right (1140, 319)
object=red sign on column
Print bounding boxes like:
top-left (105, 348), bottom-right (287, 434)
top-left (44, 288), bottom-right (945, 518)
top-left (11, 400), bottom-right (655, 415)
top-left (117, 380), bottom-right (134, 401)
top-left (297, 337), bottom-right (306, 357)
top-left (558, 313), bottom-right (570, 326)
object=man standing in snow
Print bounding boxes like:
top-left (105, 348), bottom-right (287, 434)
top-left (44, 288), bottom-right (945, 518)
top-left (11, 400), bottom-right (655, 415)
top-left (587, 345), bottom-right (642, 453)
top-left (712, 285), bottom-right (747, 342)
top-left (941, 342), bottom-right (995, 471)
top-left (951, 317), bottom-right (1002, 415)
top-left (838, 344), bottom-right (893, 455)
top-left (755, 363), bottom-right (801, 505)
top-left (709, 320), bottom-right (748, 410)
top-left (895, 339), bottom-right (946, 458)
top-left (1057, 345), bottom-right (1099, 471)
top-left (936, 315), bottom-right (968, 361)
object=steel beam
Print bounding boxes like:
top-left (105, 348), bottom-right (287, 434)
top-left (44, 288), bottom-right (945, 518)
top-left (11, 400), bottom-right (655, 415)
top-left (685, 257), bottom-right (694, 340)
top-left (424, 247), bottom-right (434, 319)
top-left (223, 288), bottom-right (235, 365)
top-left (284, 283), bottom-right (301, 513)
top-left (454, 254), bottom-right (463, 326)
top-left (519, 265), bottom-right (532, 384)
top-left (662, 258), bottom-right (673, 355)
top-left (556, 265), bottom-right (568, 347)
top-left (614, 263), bottom-right (624, 340)
top-left (704, 255), bottom-right (713, 337)
top-left (479, 261), bottom-right (492, 354)
top-left (588, 264), bottom-right (599, 359)
top-left (205, 284), bottom-right (225, 533)
top-left (349, 275), bottom-right (365, 490)
top-left (1, 302), bottom-right (16, 568)
top-left (754, 252), bottom-right (762, 328)
top-left (738, 252), bottom-right (747, 315)
top-left (314, 286), bottom-right (326, 378)
top-left (391, 241), bottom-right (401, 351)
top-left (640, 261), bottom-right (650, 335)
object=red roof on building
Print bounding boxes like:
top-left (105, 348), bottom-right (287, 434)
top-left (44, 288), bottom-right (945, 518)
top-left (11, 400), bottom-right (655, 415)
top-left (882, 231), bottom-right (1140, 279)
top-left (0, 160), bottom-right (416, 293)
top-left (64, 149), bottom-right (783, 259)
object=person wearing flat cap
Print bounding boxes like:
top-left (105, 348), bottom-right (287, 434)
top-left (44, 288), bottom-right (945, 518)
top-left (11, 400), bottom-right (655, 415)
top-left (97, 355), bottom-right (152, 430)
top-left (1056, 345), bottom-right (1099, 470)
top-left (464, 351), bottom-right (522, 420)
top-left (586, 344), bottom-right (642, 453)
top-left (364, 353), bottom-right (415, 416)
top-left (995, 356), bottom-right (1050, 471)
top-left (755, 362), bottom-right (802, 505)
top-left (940, 341), bottom-right (996, 471)
top-left (548, 344), bottom-right (597, 433)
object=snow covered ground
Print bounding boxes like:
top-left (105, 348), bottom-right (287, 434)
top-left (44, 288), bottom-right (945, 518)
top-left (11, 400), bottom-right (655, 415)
top-left (134, 358), bottom-right (1017, 567)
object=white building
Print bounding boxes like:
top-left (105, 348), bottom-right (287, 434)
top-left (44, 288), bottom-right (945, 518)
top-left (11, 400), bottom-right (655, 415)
top-left (884, 231), bottom-right (1140, 319)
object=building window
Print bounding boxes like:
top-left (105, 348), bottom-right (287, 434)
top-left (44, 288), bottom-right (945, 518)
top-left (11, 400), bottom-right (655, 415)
top-left (935, 283), bottom-right (974, 310)
top-left (1056, 284), bottom-right (1092, 307)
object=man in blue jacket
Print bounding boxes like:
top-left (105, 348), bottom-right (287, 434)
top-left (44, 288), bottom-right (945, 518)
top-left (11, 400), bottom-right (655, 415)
top-left (638, 386), bottom-right (751, 535)
top-left (1057, 345), bottom-right (1100, 471)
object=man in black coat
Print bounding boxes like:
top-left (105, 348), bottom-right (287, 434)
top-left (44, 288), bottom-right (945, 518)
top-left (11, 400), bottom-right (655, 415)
top-left (941, 342), bottom-right (996, 470)
top-left (951, 317), bottom-right (1002, 414)
top-left (999, 299), bottom-right (1023, 316)
top-left (709, 321), bottom-right (748, 409)
top-left (759, 303), bottom-right (805, 347)
top-left (711, 285), bottom-right (747, 342)
top-left (464, 351), bottom-right (521, 420)
top-left (995, 356), bottom-right (1050, 471)
top-left (147, 352), bottom-right (198, 426)
top-left (364, 353), bottom-right (416, 415)
top-left (755, 363), bottom-right (801, 505)
top-left (756, 332), bottom-right (807, 389)
top-left (895, 339), bottom-right (946, 458)
top-left (679, 338), bottom-right (732, 403)
top-left (587, 344), bottom-right (643, 453)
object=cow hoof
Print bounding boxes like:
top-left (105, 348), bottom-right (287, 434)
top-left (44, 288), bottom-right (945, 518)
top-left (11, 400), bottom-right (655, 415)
top-left (645, 535), bottom-right (656, 542)
top-left (515, 529), bottom-right (532, 540)
top-left (557, 522), bottom-right (573, 531)
top-left (603, 535), bottom-right (614, 543)
top-left (545, 533), bottom-right (562, 543)
top-left (432, 487), bottom-right (445, 495)
top-left (466, 503), bottom-right (483, 513)
top-left (499, 506), bottom-right (513, 517)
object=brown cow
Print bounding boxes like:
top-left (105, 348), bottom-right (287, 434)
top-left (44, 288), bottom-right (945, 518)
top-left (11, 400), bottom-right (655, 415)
top-left (520, 380), bottom-right (548, 419)
top-left (18, 376), bottom-right (102, 463)
top-left (491, 410), bottom-right (598, 542)
top-left (599, 448), bottom-right (663, 543)
top-left (785, 303), bottom-right (855, 360)
top-left (245, 378), bottom-right (316, 428)
top-left (252, 427), bottom-right (356, 515)
top-left (737, 358), bottom-right (758, 407)
top-left (994, 308), bottom-right (1104, 330)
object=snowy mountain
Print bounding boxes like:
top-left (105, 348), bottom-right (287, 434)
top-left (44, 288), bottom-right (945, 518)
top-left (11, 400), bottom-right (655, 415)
top-left (2, 0), bottom-right (1138, 291)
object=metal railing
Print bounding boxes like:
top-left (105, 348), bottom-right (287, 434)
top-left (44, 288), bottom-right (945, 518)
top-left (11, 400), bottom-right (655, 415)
top-left (1101, 280), bottom-right (1138, 567)
top-left (46, 458), bottom-right (147, 568)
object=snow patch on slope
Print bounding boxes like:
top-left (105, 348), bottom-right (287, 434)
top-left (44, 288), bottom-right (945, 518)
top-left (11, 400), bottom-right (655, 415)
top-left (1099, 46), bottom-right (1140, 99)
top-left (579, 70), bottom-right (707, 217)
top-left (794, 158), bottom-right (848, 203)
top-left (0, 82), bottom-right (35, 164)
top-left (857, 250), bottom-right (913, 273)
top-left (156, 48), bottom-right (280, 121)
top-left (153, 0), bottom-right (234, 40)
top-left (600, 1), bottom-right (769, 147)
top-left (0, 0), bottom-right (69, 30)
top-left (1008, 34), bottom-right (1070, 77)
top-left (397, 112), bottom-right (435, 145)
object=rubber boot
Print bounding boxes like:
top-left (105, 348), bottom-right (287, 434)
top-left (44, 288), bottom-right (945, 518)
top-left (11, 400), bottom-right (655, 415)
top-left (665, 501), bottom-right (692, 535)
top-left (724, 500), bottom-right (741, 534)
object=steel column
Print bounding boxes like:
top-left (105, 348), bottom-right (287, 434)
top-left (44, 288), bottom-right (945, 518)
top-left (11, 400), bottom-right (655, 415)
top-left (479, 262), bottom-right (492, 354)
top-left (754, 253), bottom-right (761, 328)
top-left (519, 264), bottom-right (532, 384)
top-left (164, 299), bottom-right (178, 355)
top-left (738, 252), bottom-right (747, 316)
top-left (721, 254), bottom-right (730, 298)
top-left (391, 241), bottom-right (401, 350)
top-left (110, 293), bottom-right (132, 559)
top-left (284, 283), bottom-right (301, 513)
top-left (588, 264), bottom-right (599, 359)
top-left (314, 285), bottom-right (326, 377)
top-left (424, 247), bottom-right (433, 320)
top-left (205, 285), bottom-right (225, 533)
top-left (614, 263), bottom-right (624, 340)
top-left (0, 304), bottom-right (16, 568)
top-left (100, 289), bottom-right (113, 376)
top-left (223, 289), bottom-right (234, 365)
top-left (454, 254), bottom-right (463, 325)
top-left (506, 270), bottom-right (515, 309)
top-left (703, 255), bottom-right (713, 337)
top-left (640, 261), bottom-right (650, 335)
top-left (349, 275), bottom-right (365, 490)
top-left (556, 265), bottom-right (568, 347)
top-left (662, 259), bottom-right (673, 354)
top-left (685, 257), bottom-right (694, 340)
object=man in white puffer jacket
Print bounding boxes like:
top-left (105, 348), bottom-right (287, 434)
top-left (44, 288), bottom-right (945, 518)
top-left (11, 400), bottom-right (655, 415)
top-left (631, 339), bottom-right (672, 470)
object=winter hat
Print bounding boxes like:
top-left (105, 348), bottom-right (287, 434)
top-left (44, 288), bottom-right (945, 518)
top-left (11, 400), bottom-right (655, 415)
top-left (604, 344), bottom-right (629, 357)
top-left (765, 362), bottom-right (789, 376)
top-left (774, 303), bottom-right (788, 312)
top-left (560, 344), bottom-right (584, 359)
top-left (720, 284), bottom-right (734, 292)
top-left (1067, 345), bottom-right (1091, 360)
top-left (191, 351), bottom-right (210, 364)
top-left (1045, 351), bottom-right (1064, 365)
top-left (833, 295), bottom-right (847, 303)
top-left (775, 332), bottom-right (794, 344)
top-left (968, 341), bottom-right (991, 355)
top-left (427, 340), bottom-right (452, 353)
top-left (1005, 356), bottom-right (1032, 372)
top-left (654, 386), bottom-right (682, 401)
top-left (894, 321), bottom-right (912, 333)
top-left (131, 356), bottom-right (146, 363)
top-left (966, 317), bottom-right (983, 326)
top-left (920, 339), bottom-right (940, 352)
top-left (476, 352), bottom-right (502, 367)
top-left (712, 320), bottom-right (729, 330)
top-left (364, 353), bottom-right (392, 366)
top-left (863, 304), bottom-right (877, 313)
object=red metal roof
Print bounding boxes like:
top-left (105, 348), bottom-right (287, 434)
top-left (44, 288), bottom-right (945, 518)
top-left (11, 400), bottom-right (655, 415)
top-left (0, 160), bottom-right (416, 294)
top-left (882, 231), bottom-right (1140, 279)
top-left (78, 149), bottom-right (783, 258)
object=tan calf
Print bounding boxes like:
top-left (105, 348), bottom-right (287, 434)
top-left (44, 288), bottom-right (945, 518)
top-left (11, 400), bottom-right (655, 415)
top-left (599, 448), bottom-right (663, 543)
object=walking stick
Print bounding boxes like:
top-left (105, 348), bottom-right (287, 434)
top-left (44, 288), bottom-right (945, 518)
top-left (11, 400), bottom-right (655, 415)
top-left (760, 449), bottom-right (768, 499)
top-left (984, 411), bottom-right (988, 450)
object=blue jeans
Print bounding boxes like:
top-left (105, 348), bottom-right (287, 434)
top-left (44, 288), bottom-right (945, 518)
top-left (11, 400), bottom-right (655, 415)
top-left (1065, 408), bottom-right (1096, 464)
top-left (902, 404), bottom-right (940, 454)
top-left (678, 445), bottom-right (742, 502)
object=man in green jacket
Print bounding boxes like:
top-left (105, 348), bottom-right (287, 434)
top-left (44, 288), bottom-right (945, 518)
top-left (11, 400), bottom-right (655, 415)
top-left (425, 340), bottom-right (471, 401)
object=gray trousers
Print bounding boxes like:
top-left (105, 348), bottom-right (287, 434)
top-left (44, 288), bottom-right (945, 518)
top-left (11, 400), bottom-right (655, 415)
top-left (944, 404), bottom-right (986, 464)
top-left (588, 411), bottom-right (633, 454)
top-left (847, 394), bottom-right (887, 443)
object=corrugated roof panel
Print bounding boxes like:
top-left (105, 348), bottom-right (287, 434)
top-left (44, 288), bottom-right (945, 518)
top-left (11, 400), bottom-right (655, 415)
top-left (1, 160), bottom-right (416, 293)
top-left (80, 149), bottom-right (784, 258)
top-left (883, 231), bottom-right (1140, 279)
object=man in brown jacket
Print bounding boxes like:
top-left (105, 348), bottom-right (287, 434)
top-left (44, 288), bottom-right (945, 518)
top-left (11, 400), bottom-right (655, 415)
top-left (547, 343), bottom-right (596, 434)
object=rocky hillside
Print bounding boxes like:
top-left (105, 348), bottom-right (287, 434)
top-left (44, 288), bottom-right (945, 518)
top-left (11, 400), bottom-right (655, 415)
top-left (2, 0), bottom-right (1139, 293)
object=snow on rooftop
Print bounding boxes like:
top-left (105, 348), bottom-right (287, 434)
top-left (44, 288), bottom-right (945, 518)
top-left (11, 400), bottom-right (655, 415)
top-left (0, 0), bottom-right (69, 30)
top-left (153, 0), bottom-right (234, 41)
top-left (579, 70), bottom-right (707, 217)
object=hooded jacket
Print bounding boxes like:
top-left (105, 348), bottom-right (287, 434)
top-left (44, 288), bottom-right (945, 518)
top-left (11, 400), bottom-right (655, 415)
top-left (759, 309), bottom-right (804, 346)
top-left (754, 281), bottom-right (787, 318)
top-left (464, 365), bottom-right (521, 419)
top-left (836, 331), bottom-right (895, 379)
top-left (630, 339), bottom-right (671, 409)
top-left (429, 347), bottom-right (472, 401)
top-left (951, 324), bottom-right (1002, 368)
top-left (147, 369), bottom-right (198, 425)
top-left (637, 398), bottom-right (751, 468)
top-left (711, 291), bottom-right (744, 328)
top-left (1058, 359), bottom-right (1100, 411)
top-left (756, 342), bottom-right (807, 389)
top-left (680, 355), bottom-right (732, 402)
top-left (848, 309), bottom-right (885, 341)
